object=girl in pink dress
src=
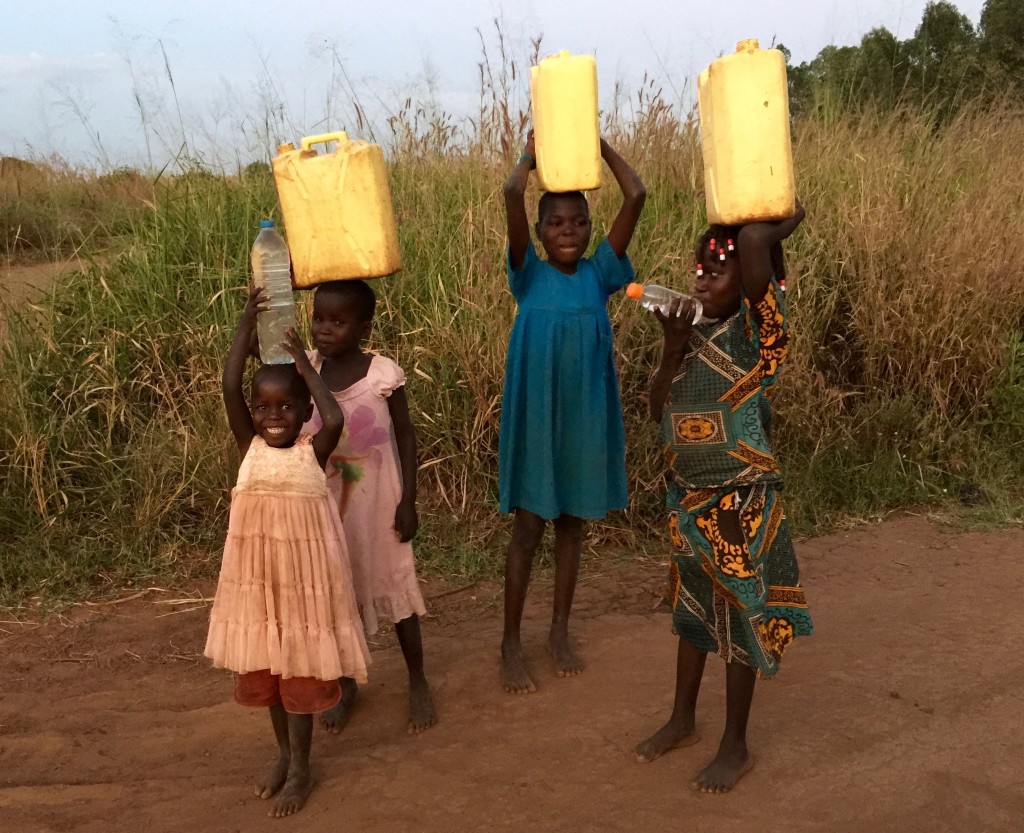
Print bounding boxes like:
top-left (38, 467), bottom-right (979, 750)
top-left (205, 285), bottom-right (370, 818)
top-left (304, 279), bottom-right (435, 735)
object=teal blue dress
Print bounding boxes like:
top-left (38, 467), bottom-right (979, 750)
top-left (498, 239), bottom-right (634, 519)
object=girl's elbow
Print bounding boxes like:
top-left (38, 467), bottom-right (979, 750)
top-left (503, 180), bottom-right (525, 201)
top-left (738, 224), bottom-right (771, 251)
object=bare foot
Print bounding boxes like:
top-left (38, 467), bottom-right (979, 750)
top-left (270, 772), bottom-right (313, 817)
top-left (634, 718), bottom-right (700, 763)
top-left (320, 678), bottom-right (358, 734)
top-left (255, 755), bottom-right (289, 799)
top-left (692, 743), bottom-right (754, 793)
top-left (408, 675), bottom-right (437, 733)
top-left (501, 641), bottom-right (536, 694)
top-left (548, 630), bottom-right (584, 678)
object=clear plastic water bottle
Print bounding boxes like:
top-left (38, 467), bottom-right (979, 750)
top-left (625, 283), bottom-right (703, 323)
top-left (251, 220), bottom-right (295, 364)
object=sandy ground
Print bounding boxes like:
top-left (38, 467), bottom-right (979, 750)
top-left (0, 260), bottom-right (84, 342)
top-left (1, 514), bottom-right (1023, 833)
top-left (1, 260), bottom-right (80, 304)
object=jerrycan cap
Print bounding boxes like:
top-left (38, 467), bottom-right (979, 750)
top-left (736, 38), bottom-right (760, 52)
top-left (260, 219), bottom-right (276, 228)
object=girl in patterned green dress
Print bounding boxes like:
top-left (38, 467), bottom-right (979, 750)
top-left (634, 207), bottom-right (812, 794)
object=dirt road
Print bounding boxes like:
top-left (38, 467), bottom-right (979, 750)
top-left (1, 515), bottom-right (1021, 832)
top-left (1, 259), bottom-right (84, 342)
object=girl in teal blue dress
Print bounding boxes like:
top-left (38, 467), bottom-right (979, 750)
top-left (499, 131), bottom-right (646, 694)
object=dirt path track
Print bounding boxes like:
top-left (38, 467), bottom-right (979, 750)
top-left (2, 515), bottom-right (1021, 832)
top-left (1, 259), bottom-right (84, 342)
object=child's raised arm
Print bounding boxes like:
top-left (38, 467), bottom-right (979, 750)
top-left (280, 329), bottom-right (344, 470)
top-left (223, 285), bottom-right (267, 454)
top-left (503, 131), bottom-right (536, 270)
top-left (387, 388), bottom-right (419, 543)
top-left (601, 139), bottom-right (647, 256)
top-left (737, 202), bottom-right (805, 304)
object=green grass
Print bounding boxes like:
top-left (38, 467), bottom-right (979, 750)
top-left (3, 91), bottom-right (1024, 606)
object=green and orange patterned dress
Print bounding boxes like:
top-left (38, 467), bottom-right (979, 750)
top-left (661, 280), bottom-right (812, 677)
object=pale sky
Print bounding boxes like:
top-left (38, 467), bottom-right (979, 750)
top-left (0, 0), bottom-right (988, 168)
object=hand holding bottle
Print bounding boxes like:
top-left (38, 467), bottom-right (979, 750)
top-left (240, 283), bottom-right (271, 331)
top-left (279, 327), bottom-right (313, 371)
top-left (626, 283), bottom-right (702, 322)
top-left (653, 295), bottom-right (698, 354)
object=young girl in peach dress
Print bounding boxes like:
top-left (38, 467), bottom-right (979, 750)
top-left (205, 285), bottom-right (370, 818)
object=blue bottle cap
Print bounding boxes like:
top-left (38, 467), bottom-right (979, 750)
top-left (260, 219), bottom-right (275, 228)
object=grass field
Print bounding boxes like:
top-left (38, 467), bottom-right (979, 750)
top-left (2, 84), bottom-right (1024, 604)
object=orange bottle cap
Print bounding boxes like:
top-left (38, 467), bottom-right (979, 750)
top-left (625, 282), bottom-right (644, 299)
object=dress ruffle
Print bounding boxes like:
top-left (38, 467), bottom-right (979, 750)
top-left (204, 438), bottom-right (370, 683)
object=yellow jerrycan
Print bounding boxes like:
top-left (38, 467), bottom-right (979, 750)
top-left (272, 131), bottom-right (402, 287)
top-left (697, 39), bottom-right (797, 225)
top-left (530, 51), bottom-right (601, 192)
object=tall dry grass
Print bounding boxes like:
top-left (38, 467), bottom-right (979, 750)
top-left (2, 82), bottom-right (1024, 602)
top-left (776, 103), bottom-right (1024, 516)
top-left (1, 158), bottom-right (151, 263)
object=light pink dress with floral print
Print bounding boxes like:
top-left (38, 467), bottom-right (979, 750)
top-left (305, 352), bottom-right (427, 636)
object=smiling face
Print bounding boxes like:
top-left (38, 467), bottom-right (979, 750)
top-left (249, 367), bottom-right (313, 448)
top-left (311, 290), bottom-right (372, 360)
top-left (535, 192), bottom-right (592, 274)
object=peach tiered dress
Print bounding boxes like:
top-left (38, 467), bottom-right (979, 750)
top-left (204, 434), bottom-right (370, 684)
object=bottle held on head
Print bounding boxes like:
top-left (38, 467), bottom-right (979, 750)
top-left (252, 220), bottom-right (296, 365)
top-left (626, 283), bottom-right (703, 323)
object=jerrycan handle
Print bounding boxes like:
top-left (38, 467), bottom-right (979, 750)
top-left (300, 131), bottom-right (349, 151)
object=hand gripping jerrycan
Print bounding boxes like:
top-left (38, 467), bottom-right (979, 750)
top-left (697, 39), bottom-right (797, 225)
top-left (530, 51), bottom-right (601, 192)
top-left (272, 132), bottom-right (402, 288)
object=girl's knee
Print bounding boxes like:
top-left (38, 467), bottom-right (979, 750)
top-left (395, 613), bottom-right (421, 638)
top-left (553, 514), bottom-right (585, 543)
top-left (511, 510), bottom-right (546, 551)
